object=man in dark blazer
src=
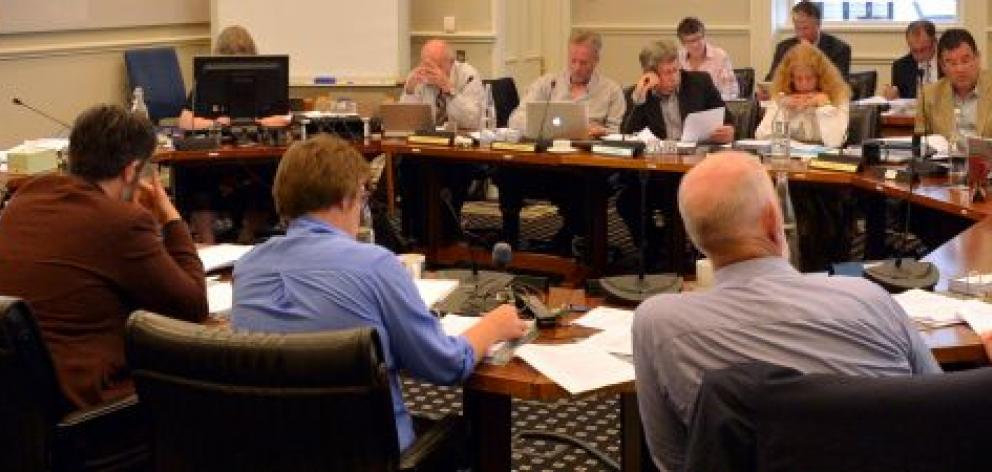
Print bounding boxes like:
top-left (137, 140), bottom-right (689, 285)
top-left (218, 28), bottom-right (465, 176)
top-left (884, 20), bottom-right (940, 99)
top-left (618, 39), bottom-right (733, 270)
top-left (764, 1), bottom-right (851, 83)
top-left (0, 105), bottom-right (208, 409)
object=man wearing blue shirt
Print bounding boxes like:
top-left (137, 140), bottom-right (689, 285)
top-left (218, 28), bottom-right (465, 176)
top-left (232, 135), bottom-right (526, 452)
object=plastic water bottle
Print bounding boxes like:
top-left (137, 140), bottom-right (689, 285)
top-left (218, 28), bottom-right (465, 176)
top-left (775, 171), bottom-right (802, 269)
top-left (131, 87), bottom-right (149, 120)
top-left (948, 107), bottom-right (969, 188)
top-left (358, 202), bottom-right (375, 244)
top-left (479, 83), bottom-right (497, 147)
top-left (769, 92), bottom-right (790, 169)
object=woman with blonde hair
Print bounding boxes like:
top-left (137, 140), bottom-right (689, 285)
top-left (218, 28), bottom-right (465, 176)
top-left (756, 42), bottom-right (851, 148)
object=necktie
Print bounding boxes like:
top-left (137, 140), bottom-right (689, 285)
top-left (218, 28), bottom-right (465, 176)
top-left (435, 90), bottom-right (448, 125)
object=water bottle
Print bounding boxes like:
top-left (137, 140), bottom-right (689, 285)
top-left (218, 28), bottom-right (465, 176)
top-left (358, 202), bottom-right (375, 244)
top-left (131, 87), bottom-right (149, 120)
top-left (479, 83), bottom-right (497, 147)
top-left (775, 171), bottom-right (802, 269)
top-left (949, 107), bottom-right (969, 188)
top-left (769, 93), bottom-right (790, 169)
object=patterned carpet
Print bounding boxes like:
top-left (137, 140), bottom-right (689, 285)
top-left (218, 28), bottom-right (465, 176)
top-left (402, 378), bottom-right (623, 472)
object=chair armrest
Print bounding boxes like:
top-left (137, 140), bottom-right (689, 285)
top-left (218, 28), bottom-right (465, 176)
top-left (53, 395), bottom-right (150, 471)
top-left (399, 413), bottom-right (465, 472)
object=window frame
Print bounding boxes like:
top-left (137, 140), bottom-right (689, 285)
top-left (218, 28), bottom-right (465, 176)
top-left (777, 0), bottom-right (964, 32)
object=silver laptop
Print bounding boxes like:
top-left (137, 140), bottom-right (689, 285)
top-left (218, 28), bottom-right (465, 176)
top-left (380, 103), bottom-right (433, 137)
top-left (524, 101), bottom-right (588, 140)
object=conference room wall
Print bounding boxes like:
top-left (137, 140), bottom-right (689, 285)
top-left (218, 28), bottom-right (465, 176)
top-left (409, 0), bottom-right (497, 78)
top-left (0, 24), bottom-right (210, 149)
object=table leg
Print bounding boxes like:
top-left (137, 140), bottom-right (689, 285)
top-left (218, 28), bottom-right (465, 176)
top-left (586, 171), bottom-right (609, 275)
top-left (621, 391), bottom-right (655, 472)
top-left (385, 152), bottom-right (396, 215)
top-left (464, 389), bottom-right (512, 472)
top-left (424, 159), bottom-right (442, 262)
top-left (861, 188), bottom-right (887, 260)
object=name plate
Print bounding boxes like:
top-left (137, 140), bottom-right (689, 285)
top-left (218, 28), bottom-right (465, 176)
top-left (491, 142), bottom-right (538, 152)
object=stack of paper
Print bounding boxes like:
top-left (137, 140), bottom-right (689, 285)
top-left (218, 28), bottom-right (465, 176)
top-left (197, 244), bottom-right (254, 272)
top-left (573, 307), bottom-right (635, 356)
top-left (959, 300), bottom-right (992, 336)
top-left (893, 289), bottom-right (968, 328)
top-left (515, 343), bottom-right (635, 395)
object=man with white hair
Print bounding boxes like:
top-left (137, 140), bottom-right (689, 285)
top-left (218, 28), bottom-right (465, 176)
top-left (399, 38), bottom-right (486, 244)
top-left (631, 151), bottom-right (941, 472)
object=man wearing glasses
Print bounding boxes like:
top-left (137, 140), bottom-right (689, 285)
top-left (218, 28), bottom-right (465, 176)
top-left (915, 28), bottom-right (992, 140)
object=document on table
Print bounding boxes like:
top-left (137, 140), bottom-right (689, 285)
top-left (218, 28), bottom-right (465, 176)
top-left (680, 107), bottom-right (725, 144)
top-left (515, 343), bottom-right (635, 395)
top-left (439, 314), bottom-right (479, 337)
top-left (572, 307), bottom-right (634, 356)
top-left (958, 299), bottom-right (992, 335)
top-left (415, 279), bottom-right (460, 308)
top-left (892, 289), bottom-right (967, 328)
top-left (197, 244), bottom-right (254, 272)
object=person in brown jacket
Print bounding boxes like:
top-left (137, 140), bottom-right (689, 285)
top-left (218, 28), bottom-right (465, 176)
top-left (0, 104), bottom-right (208, 409)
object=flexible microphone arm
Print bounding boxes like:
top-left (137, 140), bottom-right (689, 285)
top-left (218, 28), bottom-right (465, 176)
top-left (11, 97), bottom-right (71, 129)
top-left (534, 79), bottom-right (557, 147)
top-left (899, 67), bottom-right (930, 269)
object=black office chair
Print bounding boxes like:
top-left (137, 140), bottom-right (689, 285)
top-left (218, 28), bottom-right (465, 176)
top-left (733, 67), bottom-right (756, 99)
top-left (847, 70), bottom-right (878, 101)
top-left (684, 361), bottom-right (992, 472)
top-left (725, 99), bottom-right (760, 140)
top-left (0, 296), bottom-right (149, 471)
top-left (125, 311), bottom-right (463, 472)
top-left (483, 77), bottom-right (520, 128)
top-left (845, 104), bottom-right (882, 146)
top-left (124, 47), bottom-right (187, 124)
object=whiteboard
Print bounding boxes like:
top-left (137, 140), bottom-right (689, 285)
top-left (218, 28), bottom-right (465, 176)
top-left (0, 0), bottom-right (208, 33)
top-left (212, 0), bottom-right (409, 85)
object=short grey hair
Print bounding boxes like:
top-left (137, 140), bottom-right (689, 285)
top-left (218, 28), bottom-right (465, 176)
top-left (678, 154), bottom-right (778, 255)
top-left (569, 30), bottom-right (603, 55)
top-left (639, 40), bottom-right (679, 72)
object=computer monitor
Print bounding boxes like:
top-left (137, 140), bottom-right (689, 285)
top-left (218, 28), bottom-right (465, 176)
top-left (192, 55), bottom-right (289, 123)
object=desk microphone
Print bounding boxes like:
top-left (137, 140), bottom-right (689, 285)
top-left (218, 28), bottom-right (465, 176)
top-left (11, 97), bottom-right (71, 130)
top-left (492, 242), bottom-right (512, 270)
top-left (534, 79), bottom-right (557, 151)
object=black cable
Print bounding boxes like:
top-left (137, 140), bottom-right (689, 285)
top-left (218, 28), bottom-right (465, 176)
top-left (513, 430), bottom-right (620, 471)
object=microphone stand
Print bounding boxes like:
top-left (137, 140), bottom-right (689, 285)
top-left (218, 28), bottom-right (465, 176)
top-left (600, 87), bottom-right (682, 304)
top-left (864, 67), bottom-right (939, 292)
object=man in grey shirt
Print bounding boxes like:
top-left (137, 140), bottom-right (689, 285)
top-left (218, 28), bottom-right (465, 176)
top-left (632, 151), bottom-right (942, 472)
top-left (496, 30), bottom-right (625, 253)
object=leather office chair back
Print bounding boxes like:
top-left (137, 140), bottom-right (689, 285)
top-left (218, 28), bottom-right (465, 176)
top-left (733, 68), bottom-right (756, 99)
top-left (124, 47), bottom-right (187, 124)
top-left (125, 311), bottom-right (400, 472)
top-left (483, 77), bottom-right (520, 128)
top-left (847, 70), bottom-right (877, 101)
top-left (845, 104), bottom-right (881, 146)
top-left (0, 296), bottom-right (68, 470)
top-left (725, 99), bottom-right (760, 140)
top-left (684, 361), bottom-right (992, 472)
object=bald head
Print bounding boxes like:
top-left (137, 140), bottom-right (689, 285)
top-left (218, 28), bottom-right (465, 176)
top-left (420, 39), bottom-right (455, 74)
top-left (678, 151), bottom-right (786, 265)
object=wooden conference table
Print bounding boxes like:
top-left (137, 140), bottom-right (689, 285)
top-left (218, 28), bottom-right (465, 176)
top-left (160, 138), bottom-right (990, 471)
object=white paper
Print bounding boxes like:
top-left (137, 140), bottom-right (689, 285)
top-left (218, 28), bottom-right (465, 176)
top-left (515, 343), bottom-right (635, 395)
top-left (574, 306), bottom-right (634, 331)
top-left (855, 96), bottom-right (890, 106)
top-left (197, 244), bottom-right (254, 272)
top-left (893, 289), bottom-right (966, 327)
top-left (415, 279), bottom-right (460, 308)
top-left (959, 300), bottom-right (992, 335)
top-left (580, 329), bottom-right (633, 356)
top-left (439, 314), bottom-right (479, 337)
top-left (206, 280), bottom-right (233, 316)
top-left (680, 107), bottom-right (725, 144)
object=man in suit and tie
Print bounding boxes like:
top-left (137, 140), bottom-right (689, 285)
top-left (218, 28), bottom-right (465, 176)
top-left (762, 1), bottom-right (851, 94)
top-left (617, 39), bottom-right (733, 269)
top-left (916, 28), bottom-right (992, 140)
top-left (884, 20), bottom-right (940, 100)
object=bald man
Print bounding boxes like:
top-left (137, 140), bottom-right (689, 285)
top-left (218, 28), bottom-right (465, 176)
top-left (631, 152), bottom-right (940, 472)
top-left (399, 39), bottom-right (486, 243)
